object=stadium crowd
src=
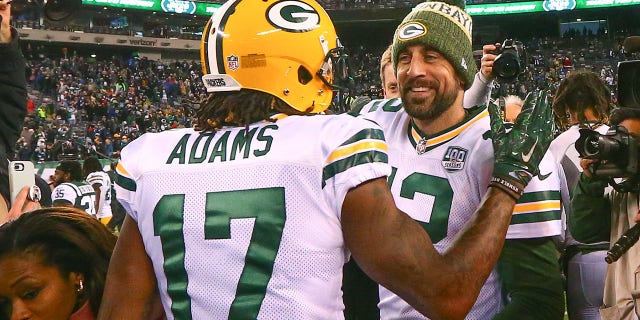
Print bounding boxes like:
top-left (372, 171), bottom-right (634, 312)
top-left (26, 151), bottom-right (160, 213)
top-left (3, 0), bottom-right (640, 316)
top-left (11, 32), bottom-right (631, 163)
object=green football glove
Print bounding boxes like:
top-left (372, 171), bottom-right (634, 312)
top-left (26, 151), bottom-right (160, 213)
top-left (488, 89), bottom-right (554, 199)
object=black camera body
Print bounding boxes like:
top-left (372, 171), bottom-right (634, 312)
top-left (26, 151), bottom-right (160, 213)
top-left (575, 126), bottom-right (639, 179)
top-left (617, 60), bottom-right (640, 109)
top-left (490, 39), bottom-right (524, 82)
top-left (577, 38), bottom-right (640, 185)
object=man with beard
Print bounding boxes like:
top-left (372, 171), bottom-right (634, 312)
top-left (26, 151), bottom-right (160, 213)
top-left (351, 0), bottom-right (565, 319)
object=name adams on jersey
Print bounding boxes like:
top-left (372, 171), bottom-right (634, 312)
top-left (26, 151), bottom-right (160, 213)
top-left (165, 124), bottom-right (276, 165)
top-left (114, 114), bottom-right (390, 319)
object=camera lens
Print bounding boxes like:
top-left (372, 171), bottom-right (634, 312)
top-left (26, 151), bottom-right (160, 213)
top-left (494, 53), bottom-right (520, 81)
top-left (583, 136), bottom-right (601, 157)
top-left (577, 133), bottom-right (621, 160)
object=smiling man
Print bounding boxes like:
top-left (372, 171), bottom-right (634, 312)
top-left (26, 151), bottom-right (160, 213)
top-left (352, 0), bottom-right (565, 319)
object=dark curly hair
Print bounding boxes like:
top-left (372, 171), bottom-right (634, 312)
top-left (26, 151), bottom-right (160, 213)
top-left (82, 156), bottom-right (103, 178)
top-left (195, 89), bottom-right (309, 132)
top-left (552, 70), bottom-right (613, 130)
top-left (0, 207), bottom-right (117, 317)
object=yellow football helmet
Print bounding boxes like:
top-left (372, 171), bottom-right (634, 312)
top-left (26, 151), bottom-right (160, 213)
top-left (200, 0), bottom-right (346, 113)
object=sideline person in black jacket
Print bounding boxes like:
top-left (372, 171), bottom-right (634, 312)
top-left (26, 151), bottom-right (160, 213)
top-left (0, 0), bottom-right (34, 221)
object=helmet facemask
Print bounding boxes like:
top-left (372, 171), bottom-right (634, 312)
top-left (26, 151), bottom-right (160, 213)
top-left (317, 40), bottom-right (353, 112)
top-left (200, 0), bottom-right (346, 114)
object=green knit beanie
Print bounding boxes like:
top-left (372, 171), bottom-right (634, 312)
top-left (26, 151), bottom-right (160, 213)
top-left (392, 0), bottom-right (477, 90)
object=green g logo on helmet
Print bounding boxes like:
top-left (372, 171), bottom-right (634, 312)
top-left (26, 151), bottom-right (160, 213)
top-left (267, 0), bottom-right (320, 33)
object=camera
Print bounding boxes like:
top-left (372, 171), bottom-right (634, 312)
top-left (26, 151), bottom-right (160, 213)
top-left (575, 126), bottom-right (639, 179)
top-left (617, 60), bottom-right (640, 109)
top-left (575, 36), bottom-right (640, 186)
top-left (13, 162), bottom-right (24, 171)
top-left (490, 39), bottom-right (524, 82)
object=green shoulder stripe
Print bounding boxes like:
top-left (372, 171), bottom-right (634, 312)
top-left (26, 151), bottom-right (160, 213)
top-left (116, 172), bottom-right (137, 192)
top-left (340, 128), bottom-right (385, 147)
top-left (322, 151), bottom-right (388, 188)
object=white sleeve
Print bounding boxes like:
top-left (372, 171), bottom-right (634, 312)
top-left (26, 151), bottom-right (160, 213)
top-left (463, 72), bottom-right (493, 108)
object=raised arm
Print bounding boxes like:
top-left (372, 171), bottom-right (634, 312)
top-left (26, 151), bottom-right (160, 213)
top-left (0, 0), bottom-right (27, 158)
top-left (463, 43), bottom-right (498, 108)
top-left (343, 178), bottom-right (518, 320)
top-left (344, 90), bottom-right (554, 320)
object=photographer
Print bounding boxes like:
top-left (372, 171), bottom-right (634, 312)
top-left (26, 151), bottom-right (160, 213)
top-left (572, 107), bottom-right (640, 320)
top-left (549, 70), bottom-right (614, 320)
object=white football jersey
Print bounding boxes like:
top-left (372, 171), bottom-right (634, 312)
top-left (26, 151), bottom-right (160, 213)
top-left (52, 181), bottom-right (97, 216)
top-left (86, 170), bottom-right (113, 219)
top-left (359, 98), bottom-right (562, 320)
top-left (548, 124), bottom-right (611, 247)
top-left (115, 114), bottom-right (390, 320)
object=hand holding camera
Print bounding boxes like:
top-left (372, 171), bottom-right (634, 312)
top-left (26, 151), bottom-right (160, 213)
top-left (576, 125), bottom-right (639, 190)
top-left (489, 39), bottom-right (525, 83)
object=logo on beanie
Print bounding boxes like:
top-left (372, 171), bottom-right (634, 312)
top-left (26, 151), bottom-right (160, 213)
top-left (413, 2), bottom-right (472, 40)
top-left (397, 22), bottom-right (427, 41)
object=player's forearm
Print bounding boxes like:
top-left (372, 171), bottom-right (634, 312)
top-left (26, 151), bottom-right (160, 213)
top-left (381, 188), bottom-right (518, 320)
top-left (344, 180), bottom-right (517, 319)
top-left (435, 188), bottom-right (517, 313)
top-left (343, 179), bottom-right (471, 319)
top-left (99, 216), bottom-right (163, 319)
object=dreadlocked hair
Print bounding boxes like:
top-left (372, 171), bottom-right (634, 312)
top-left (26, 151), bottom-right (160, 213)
top-left (195, 89), bottom-right (308, 132)
top-left (552, 70), bottom-right (613, 131)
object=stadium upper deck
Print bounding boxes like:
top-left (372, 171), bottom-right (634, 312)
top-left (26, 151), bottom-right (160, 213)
top-left (10, 0), bottom-right (640, 62)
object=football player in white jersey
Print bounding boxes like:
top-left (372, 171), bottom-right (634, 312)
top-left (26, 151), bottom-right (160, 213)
top-left (98, 0), bottom-right (556, 319)
top-left (83, 156), bottom-right (114, 226)
top-left (51, 160), bottom-right (96, 217)
top-left (350, 0), bottom-right (565, 319)
top-left (549, 70), bottom-right (614, 320)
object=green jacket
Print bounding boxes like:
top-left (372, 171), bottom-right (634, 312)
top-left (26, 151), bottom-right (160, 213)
top-left (570, 173), bottom-right (611, 244)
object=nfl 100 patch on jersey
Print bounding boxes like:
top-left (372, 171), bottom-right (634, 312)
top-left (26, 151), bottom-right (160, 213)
top-left (441, 146), bottom-right (468, 172)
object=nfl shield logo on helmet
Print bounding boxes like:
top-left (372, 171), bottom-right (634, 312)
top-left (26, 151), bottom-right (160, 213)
top-left (442, 146), bottom-right (468, 171)
top-left (227, 55), bottom-right (239, 71)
